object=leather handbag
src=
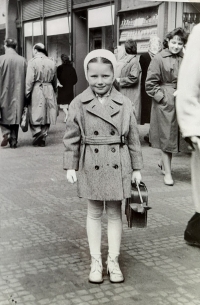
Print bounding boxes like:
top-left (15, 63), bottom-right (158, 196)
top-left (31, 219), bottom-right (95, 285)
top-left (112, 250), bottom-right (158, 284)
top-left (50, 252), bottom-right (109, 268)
top-left (125, 181), bottom-right (151, 228)
top-left (20, 106), bottom-right (29, 132)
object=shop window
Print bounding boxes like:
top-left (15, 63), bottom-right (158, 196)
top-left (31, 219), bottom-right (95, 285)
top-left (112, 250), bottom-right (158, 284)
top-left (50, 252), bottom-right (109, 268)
top-left (24, 21), bottom-right (43, 61)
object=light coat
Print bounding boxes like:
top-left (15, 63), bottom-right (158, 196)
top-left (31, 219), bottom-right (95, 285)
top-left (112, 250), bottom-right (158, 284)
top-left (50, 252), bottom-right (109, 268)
top-left (0, 48), bottom-right (26, 124)
top-left (63, 87), bottom-right (143, 201)
top-left (118, 54), bottom-right (141, 124)
top-left (146, 49), bottom-right (184, 153)
top-left (177, 24), bottom-right (200, 137)
top-left (26, 53), bottom-right (57, 125)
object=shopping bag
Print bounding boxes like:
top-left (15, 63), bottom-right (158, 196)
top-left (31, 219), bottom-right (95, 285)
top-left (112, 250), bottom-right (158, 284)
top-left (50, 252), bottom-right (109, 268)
top-left (125, 181), bottom-right (151, 228)
top-left (20, 107), bottom-right (29, 132)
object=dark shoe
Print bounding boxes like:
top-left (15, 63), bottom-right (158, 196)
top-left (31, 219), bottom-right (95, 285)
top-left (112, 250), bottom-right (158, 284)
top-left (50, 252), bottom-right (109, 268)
top-left (144, 135), bottom-right (150, 144)
top-left (10, 142), bottom-right (17, 149)
top-left (184, 213), bottom-right (200, 247)
top-left (32, 132), bottom-right (44, 146)
top-left (1, 134), bottom-right (10, 147)
top-left (38, 139), bottom-right (46, 147)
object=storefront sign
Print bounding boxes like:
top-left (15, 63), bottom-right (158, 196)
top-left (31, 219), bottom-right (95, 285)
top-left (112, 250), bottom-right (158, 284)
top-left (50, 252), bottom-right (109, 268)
top-left (88, 5), bottom-right (114, 28)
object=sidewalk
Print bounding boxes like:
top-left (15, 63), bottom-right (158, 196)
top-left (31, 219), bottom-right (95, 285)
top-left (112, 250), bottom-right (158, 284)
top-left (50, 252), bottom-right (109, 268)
top-left (0, 112), bottom-right (200, 305)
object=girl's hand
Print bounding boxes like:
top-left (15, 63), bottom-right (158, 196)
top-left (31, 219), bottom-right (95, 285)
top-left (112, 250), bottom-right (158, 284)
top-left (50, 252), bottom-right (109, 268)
top-left (131, 170), bottom-right (142, 184)
top-left (66, 169), bottom-right (77, 184)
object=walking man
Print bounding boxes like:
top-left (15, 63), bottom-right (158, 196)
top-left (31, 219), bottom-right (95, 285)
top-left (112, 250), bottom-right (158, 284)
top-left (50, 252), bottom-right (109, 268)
top-left (177, 24), bottom-right (200, 247)
top-left (0, 38), bottom-right (26, 148)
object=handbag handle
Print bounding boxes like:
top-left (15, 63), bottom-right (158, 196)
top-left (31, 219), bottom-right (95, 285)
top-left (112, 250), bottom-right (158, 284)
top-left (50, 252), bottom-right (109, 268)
top-left (135, 181), bottom-right (144, 205)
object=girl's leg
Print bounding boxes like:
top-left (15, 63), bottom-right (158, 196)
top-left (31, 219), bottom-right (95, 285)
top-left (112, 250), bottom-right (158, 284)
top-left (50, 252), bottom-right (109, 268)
top-left (87, 200), bottom-right (104, 283)
top-left (105, 201), bottom-right (124, 283)
top-left (161, 150), bottom-right (174, 185)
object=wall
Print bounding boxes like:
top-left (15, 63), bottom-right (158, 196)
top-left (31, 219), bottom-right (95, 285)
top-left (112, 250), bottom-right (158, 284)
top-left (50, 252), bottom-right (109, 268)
top-left (7, 0), bottom-right (18, 39)
top-left (120, 0), bottom-right (159, 10)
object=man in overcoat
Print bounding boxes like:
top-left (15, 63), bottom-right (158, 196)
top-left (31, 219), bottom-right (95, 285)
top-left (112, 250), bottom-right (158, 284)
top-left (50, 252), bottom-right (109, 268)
top-left (177, 24), bottom-right (200, 247)
top-left (0, 38), bottom-right (26, 148)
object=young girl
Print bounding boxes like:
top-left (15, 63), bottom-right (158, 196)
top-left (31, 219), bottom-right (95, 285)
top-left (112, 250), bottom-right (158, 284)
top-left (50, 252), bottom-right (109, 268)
top-left (63, 49), bottom-right (143, 284)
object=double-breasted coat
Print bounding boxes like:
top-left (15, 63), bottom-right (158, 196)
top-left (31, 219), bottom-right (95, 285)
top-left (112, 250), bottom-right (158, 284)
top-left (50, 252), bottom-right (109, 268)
top-left (0, 48), bottom-right (26, 124)
top-left (118, 54), bottom-right (141, 124)
top-left (145, 49), bottom-right (184, 153)
top-left (63, 87), bottom-right (143, 201)
top-left (26, 53), bottom-right (57, 126)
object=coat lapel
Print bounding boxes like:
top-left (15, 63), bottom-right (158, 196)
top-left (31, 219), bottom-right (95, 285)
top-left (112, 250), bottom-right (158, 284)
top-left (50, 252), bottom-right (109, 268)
top-left (83, 87), bottom-right (123, 129)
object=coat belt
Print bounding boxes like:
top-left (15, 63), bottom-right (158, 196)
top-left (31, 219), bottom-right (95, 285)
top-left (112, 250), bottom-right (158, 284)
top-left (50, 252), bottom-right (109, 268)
top-left (81, 135), bottom-right (128, 146)
top-left (161, 83), bottom-right (177, 89)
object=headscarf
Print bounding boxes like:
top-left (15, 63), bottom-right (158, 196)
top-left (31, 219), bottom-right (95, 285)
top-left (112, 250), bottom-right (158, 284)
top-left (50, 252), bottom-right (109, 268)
top-left (148, 36), bottom-right (162, 56)
top-left (84, 49), bottom-right (117, 81)
top-left (115, 45), bottom-right (126, 61)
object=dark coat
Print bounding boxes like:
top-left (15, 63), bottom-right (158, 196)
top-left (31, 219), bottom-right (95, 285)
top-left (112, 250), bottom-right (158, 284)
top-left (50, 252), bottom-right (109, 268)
top-left (118, 55), bottom-right (141, 124)
top-left (139, 52), bottom-right (152, 124)
top-left (63, 87), bottom-right (143, 201)
top-left (26, 53), bottom-right (57, 125)
top-left (57, 63), bottom-right (77, 105)
top-left (145, 49), bottom-right (184, 153)
top-left (0, 48), bottom-right (26, 124)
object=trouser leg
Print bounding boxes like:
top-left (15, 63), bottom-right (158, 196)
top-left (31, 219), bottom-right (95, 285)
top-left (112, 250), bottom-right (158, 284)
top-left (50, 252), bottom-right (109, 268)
top-left (30, 124), bottom-right (50, 137)
top-left (105, 201), bottom-right (122, 258)
top-left (87, 200), bottom-right (104, 258)
top-left (10, 125), bottom-right (19, 142)
top-left (191, 146), bottom-right (200, 213)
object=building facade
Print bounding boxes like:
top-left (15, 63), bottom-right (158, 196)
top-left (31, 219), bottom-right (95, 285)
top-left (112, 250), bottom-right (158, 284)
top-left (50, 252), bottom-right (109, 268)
top-left (1, 0), bottom-right (200, 93)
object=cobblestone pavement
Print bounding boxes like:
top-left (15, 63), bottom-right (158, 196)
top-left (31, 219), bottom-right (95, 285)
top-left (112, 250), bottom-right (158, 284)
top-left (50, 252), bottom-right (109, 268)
top-left (0, 111), bottom-right (200, 305)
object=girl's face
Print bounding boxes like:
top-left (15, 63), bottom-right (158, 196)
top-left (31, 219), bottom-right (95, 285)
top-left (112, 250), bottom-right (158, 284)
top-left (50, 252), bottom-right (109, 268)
top-left (168, 35), bottom-right (184, 54)
top-left (87, 62), bottom-right (114, 96)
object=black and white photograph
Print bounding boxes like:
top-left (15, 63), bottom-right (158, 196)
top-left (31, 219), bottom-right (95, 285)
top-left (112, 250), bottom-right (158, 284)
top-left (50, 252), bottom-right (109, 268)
top-left (1, 0), bottom-right (200, 304)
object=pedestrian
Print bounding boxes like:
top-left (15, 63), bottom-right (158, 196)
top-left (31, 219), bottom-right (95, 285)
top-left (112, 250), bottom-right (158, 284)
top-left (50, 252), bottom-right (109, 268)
top-left (145, 28), bottom-right (188, 186)
top-left (57, 54), bottom-right (77, 123)
top-left (0, 38), bottom-right (26, 148)
top-left (26, 43), bottom-right (57, 147)
top-left (115, 39), bottom-right (141, 123)
top-left (176, 24), bottom-right (200, 247)
top-left (63, 49), bottom-right (143, 284)
top-left (140, 36), bottom-right (162, 143)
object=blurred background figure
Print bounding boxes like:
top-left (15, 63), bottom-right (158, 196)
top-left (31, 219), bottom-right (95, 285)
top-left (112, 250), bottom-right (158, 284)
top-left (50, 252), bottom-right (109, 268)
top-left (57, 54), bottom-right (77, 123)
top-left (116, 39), bottom-right (141, 124)
top-left (0, 38), bottom-right (26, 149)
top-left (145, 28), bottom-right (188, 186)
top-left (140, 36), bottom-right (162, 144)
top-left (26, 43), bottom-right (57, 147)
top-left (177, 24), bottom-right (200, 247)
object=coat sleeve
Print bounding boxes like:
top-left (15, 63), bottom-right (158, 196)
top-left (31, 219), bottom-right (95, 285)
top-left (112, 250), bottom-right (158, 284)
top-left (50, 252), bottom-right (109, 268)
top-left (25, 61), bottom-right (35, 99)
top-left (52, 70), bottom-right (57, 93)
top-left (176, 24), bottom-right (200, 137)
top-left (145, 55), bottom-right (164, 103)
top-left (63, 99), bottom-right (81, 170)
top-left (119, 58), bottom-right (140, 88)
top-left (127, 101), bottom-right (143, 170)
top-left (72, 67), bottom-right (78, 86)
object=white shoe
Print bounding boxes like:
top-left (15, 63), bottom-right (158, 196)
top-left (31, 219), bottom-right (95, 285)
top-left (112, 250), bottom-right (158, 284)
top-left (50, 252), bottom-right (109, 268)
top-left (106, 255), bottom-right (124, 283)
top-left (88, 256), bottom-right (103, 284)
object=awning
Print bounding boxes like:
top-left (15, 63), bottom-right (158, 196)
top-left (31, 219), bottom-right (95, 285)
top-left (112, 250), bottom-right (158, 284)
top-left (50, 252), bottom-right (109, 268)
top-left (118, 2), bottom-right (163, 13)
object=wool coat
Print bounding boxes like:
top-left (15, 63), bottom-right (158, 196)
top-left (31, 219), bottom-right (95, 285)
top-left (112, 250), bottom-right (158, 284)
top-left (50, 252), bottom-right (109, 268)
top-left (57, 63), bottom-right (77, 105)
top-left (139, 52), bottom-right (152, 125)
top-left (26, 53), bottom-right (57, 126)
top-left (63, 86), bottom-right (143, 201)
top-left (0, 48), bottom-right (26, 124)
top-left (118, 54), bottom-right (142, 124)
top-left (177, 24), bottom-right (200, 138)
top-left (145, 48), bottom-right (185, 153)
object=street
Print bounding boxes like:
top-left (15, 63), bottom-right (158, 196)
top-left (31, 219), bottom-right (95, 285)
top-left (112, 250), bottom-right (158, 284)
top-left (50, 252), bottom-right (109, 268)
top-left (0, 111), bottom-right (200, 305)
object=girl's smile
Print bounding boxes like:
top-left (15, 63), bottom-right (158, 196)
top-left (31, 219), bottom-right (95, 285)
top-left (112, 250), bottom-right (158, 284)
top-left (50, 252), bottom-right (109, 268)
top-left (87, 62), bottom-right (114, 96)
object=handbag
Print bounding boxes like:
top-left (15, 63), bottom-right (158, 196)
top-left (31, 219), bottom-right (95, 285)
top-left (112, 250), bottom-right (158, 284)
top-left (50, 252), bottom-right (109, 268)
top-left (20, 106), bottom-right (29, 132)
top-left (125, 181), bottom-right (151, 228)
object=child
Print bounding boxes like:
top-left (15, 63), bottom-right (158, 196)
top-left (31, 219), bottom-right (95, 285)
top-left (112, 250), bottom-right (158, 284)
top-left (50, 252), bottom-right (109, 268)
top-left (63, 49), bottom-right (143, 284)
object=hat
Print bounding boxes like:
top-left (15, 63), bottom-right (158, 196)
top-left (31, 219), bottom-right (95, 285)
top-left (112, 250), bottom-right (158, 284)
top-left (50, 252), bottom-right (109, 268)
top-left (84, 49), bottom-right (117, 81)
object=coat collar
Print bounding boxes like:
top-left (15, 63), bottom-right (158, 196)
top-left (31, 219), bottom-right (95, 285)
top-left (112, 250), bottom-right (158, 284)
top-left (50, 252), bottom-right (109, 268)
top-left (81, 87), bottom-right (123, 129)
top-left (5, 48), bottom-right (17, 55)
top-left (161, 48), bottom-right (184, 58)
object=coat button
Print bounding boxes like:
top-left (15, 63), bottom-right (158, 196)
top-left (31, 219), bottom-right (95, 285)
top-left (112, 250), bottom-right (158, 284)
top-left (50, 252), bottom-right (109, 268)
top-left (111, 148), bottom-right (116, 153)
top-left (94, 131), bottom-right (99, 135)
top-left (113, 164), bottom-right (118, 169)
top-left (94, 148), bottom-right (99, 153)
top-left (110, 130), bottom-right (115, 135)
top-left (95, 165), bottom-right (99, 170)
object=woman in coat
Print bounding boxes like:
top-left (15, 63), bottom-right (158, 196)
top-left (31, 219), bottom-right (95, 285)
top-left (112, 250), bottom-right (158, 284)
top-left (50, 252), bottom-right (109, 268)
top-left (140, 36), bottom-right (162, 142)
top-left (116, 39), bottom-right (141, 123)
top-left (26, 43), bottom-right (57, 147)
top-left (57, 54), bottom-right (77, 122)
top-left (145, 28), bottom-right (188, 186)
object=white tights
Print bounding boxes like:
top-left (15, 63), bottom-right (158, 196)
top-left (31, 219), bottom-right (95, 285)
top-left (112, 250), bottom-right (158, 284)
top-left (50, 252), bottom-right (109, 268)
top-left (87, 200), bottom-right (122, 259)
